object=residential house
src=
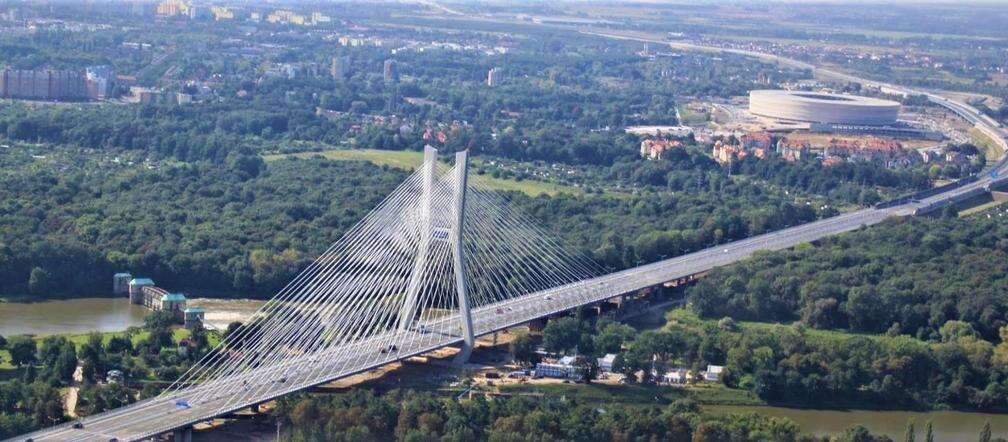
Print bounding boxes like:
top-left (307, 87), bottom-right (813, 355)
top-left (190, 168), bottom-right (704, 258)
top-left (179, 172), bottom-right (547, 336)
top-left (704, 365), bottom-right (724, 382)
top-left (640, 138), bottom-right (682, 159)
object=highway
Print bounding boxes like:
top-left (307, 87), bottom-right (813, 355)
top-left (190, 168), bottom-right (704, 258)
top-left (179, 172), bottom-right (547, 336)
top-left (13, 25), bottom-right (1008, 442)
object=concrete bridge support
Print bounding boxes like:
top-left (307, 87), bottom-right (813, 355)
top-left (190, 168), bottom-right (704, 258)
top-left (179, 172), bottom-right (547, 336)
top-left (451, 150), bottom-right (475, 365)
top-left (527, 318), bottom-right (546, 332)
top-left (172, 426), bottom-right (193, 442)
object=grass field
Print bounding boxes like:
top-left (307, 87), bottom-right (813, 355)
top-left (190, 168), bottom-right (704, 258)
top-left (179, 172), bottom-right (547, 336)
top-left (263, 149), bottom-right (583, 197)
top-left (970, 128), bottom-right (1006, 164)
top-left (677, 105), bottom-right (709, 126)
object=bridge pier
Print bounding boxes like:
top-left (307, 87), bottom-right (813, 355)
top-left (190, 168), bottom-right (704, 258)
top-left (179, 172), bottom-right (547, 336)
top-left (451, 150), bottom-right (475, 365)
top-left (527, 318), bottom-right (546, 332)
top-left (172, 426), bottom-right (193, 442)
top-left (608, 294), bottom-right (626, 307)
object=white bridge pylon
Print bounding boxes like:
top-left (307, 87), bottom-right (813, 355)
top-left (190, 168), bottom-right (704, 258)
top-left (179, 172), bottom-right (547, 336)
top-left (154, 146), bottom-right (603, 414)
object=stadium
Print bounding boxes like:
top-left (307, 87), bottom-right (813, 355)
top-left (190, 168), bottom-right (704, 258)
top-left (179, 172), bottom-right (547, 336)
top-left (748, 90), bottom-right (901, 126)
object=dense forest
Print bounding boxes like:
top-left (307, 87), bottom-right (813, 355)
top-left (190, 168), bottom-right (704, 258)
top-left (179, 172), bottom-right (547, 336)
top-left (659, 309), bottom-right (1008, 411)
top-left (271, 388), bottom-right (902, 442)
top-left (0, 152), bottom-right (406, 297)
top-left (687, 212), bottom-right (1008, 341)
top-left (0, 144), bottom-right (829, 297)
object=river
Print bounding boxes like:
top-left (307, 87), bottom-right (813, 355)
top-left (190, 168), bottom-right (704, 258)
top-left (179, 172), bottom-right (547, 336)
top-left (0, 297), bottom-right (265, 336)
top-left (706, 405), bottom-right (1008, 440)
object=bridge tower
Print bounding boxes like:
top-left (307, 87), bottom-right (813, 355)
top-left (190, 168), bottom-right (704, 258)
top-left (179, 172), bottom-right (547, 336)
top-left (396, 146), bottom-right (438, 333)
top-left (450, 150), bottom-right (475, 363)
top-left (395, 147), bottom-right (476, 363)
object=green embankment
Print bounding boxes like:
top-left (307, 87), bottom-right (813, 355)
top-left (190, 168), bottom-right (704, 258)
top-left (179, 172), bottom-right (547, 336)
top-left (970, 127), bottom-right (1005, 164)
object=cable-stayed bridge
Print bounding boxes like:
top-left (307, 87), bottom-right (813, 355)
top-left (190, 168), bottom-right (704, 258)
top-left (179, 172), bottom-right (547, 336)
top-left (13, 144), bottom-right (1008, 442)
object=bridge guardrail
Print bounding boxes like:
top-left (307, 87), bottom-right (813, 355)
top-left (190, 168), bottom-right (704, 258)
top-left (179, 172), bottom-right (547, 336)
top-left (874, 175), bottom-right (978, 209)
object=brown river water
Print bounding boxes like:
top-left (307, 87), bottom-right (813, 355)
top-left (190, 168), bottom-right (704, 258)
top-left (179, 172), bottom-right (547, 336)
top-left (0, 297), bottom-right (265, 336)
top-left (706, 405), bottom-right (1008, 440)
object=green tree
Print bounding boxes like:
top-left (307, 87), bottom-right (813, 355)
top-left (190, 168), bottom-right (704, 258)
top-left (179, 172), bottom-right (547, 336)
top-left (980, 421), bottom-right (991, 442)
top-left (79, 332), bottom-right (107, 383)
top-left (939, 320), bottom-right (979, 342)
top-left (76, 383), bottom-right (133, 415)
top-left (542, 317), bottom-right (588, 354)
top-left (594, 321), bottom-right (635, 354)
top-left (144, 310), bottom-right (177, 330)
top-left (27, 267), bottom-right (54, 295)
top-left (54, 345), bottom-right (78, 384)
top-left (106, 335), bottom-right (133, 354)
top-left (27, 381), bottom-right (65, 427)
top-left (924, 420), bottom-right (934, 442)
top-left (508, 332), bottom-right (538, 367)
top-left (189, 322), bottom-right (209, 351)
top-left (7, 335), bottom-right (37, 367)
top-left (905, 418), bottom-right (915, 442)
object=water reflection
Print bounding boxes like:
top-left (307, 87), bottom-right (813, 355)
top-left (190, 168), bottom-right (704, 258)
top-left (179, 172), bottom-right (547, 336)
top-left (0, 297), bottom-right (267, 336)
top-left (0, 297), bottom-right (147, 336)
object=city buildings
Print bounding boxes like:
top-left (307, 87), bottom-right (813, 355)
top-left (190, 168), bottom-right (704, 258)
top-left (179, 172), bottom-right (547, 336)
top-left (486, 67), bottom-right (503, 87)
top-left (749, 90), bottom-right (901, 126)
top-left (597, 353), bottom-right (617, 373)
top-left (534, 356), bottom-right (586, 381)
top-left (712, 140), bottom-right (748, 165)
top-left (0, 69), bottom-right (87, 101)
top-left (156, 0), bottom-right (192, 18)
top-left (113, 272), bottom-right (133, 296)
top-left (777, 137), bottom-right (811, 162)
top-left (129, 86), bottom-right (163, 104)
top-left (210, 6), bottom-right (235, 21)
top-left (266, 9), bottom-right (330, 26)
top-left (85, 65), bottom-right (114, 99)
top-left (183, 307), bottom-right (205, 329)
top-left (330, 57), bottom-right (345, 80)
top-left (126, 276), bottom-right (194, 324)
top-left (640, 138), bottom-right (683, 160)
top-left (383, 59), bottom-right (398, 82)
top-left (0, 66), bottom-right (113, 101)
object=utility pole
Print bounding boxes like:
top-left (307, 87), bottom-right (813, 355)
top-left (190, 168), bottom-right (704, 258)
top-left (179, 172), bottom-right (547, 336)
top-left (451, 150), bottom-right (475, 364)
